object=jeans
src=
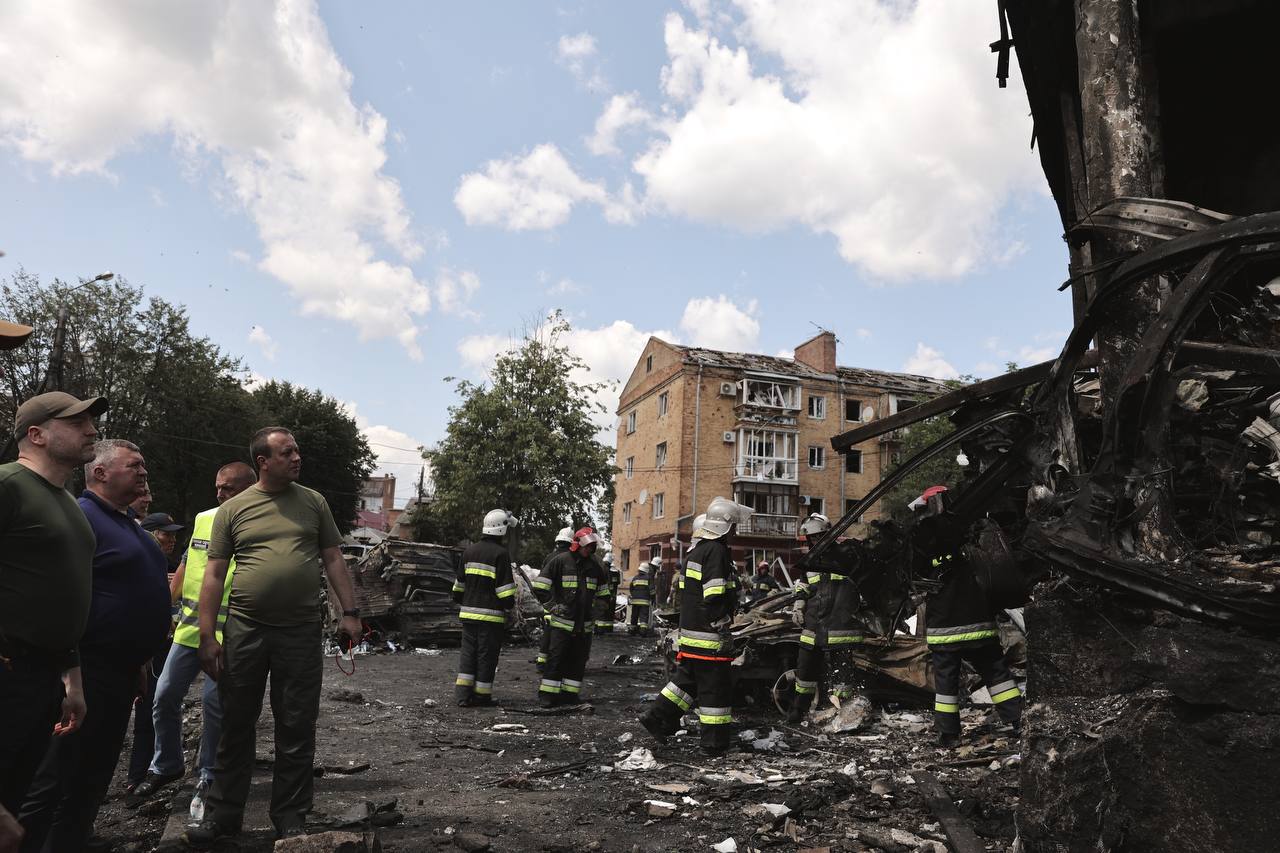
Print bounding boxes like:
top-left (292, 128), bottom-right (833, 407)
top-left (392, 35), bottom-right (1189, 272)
top-left (150, 642), bottom-right (221, 783)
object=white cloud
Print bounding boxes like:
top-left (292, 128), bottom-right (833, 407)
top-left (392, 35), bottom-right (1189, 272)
top-left (556, 32), bottom-right (607, 91)
top-left (855, 328), bottom-right (872, 340)
top-left (678, 294), bottom-right (760, 352)
top-left (341, 401), bottom-right (428, 485)
top-left (434, 269), bottom-right (481, 318)
top-left (454, 144), bottom-right (637, 230)
top-left (547, 277), bottom-right (582, 295)
top-left (457, 333), bottom-right (515, 376)
top-left (903, 342), bottom-right (959, 380)
top-left (0, 1), bottom-right (432, 357)
top-left (586, 93), bottom-right (653, 156)
top-left (248, 325), bottom-right (279, 361)
top-left (979, 331), bottom-right (1064, 370)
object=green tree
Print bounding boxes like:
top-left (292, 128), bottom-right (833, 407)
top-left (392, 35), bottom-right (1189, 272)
top-left (1, 270), bottom-right (372, 532)
top-left (250, 381), bottom-right (376, 533)
top-left (418, 311), bottom-right (615, 565)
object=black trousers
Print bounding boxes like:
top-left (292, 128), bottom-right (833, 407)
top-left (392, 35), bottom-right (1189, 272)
top-left (790, 644), bottom-right (825, 715)
top-left (643, 657), bottom-right (733, 751)
top-left (206, 617), bottom-right (322, 835)
top-left (629, 604), bottom-right (650, 629)
top-left (930, 643), bottom-right (1024, 735)
top-left (539, 629), bottom-right (592, 706)
top-left (536, 616), bottom-right (550, 667)
top-left (455, 622), bottom-right (503, 703)
top-left (0, 651), bottom-right (64, 817)
top-left (126, 643), bottom-right (168, 783)
top-left (19, 652), bottom-right (138, 853)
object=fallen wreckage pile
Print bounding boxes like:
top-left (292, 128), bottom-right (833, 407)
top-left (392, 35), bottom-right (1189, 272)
top-left (810, 201), bottom-right (1280, 850)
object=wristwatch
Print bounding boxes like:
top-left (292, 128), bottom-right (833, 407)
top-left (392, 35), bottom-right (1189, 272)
top-left (342, 608), bottom-right (361, 618)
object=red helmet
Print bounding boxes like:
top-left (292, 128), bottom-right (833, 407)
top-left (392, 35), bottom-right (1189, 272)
top-left (570, 526), bottom-right (601, 552)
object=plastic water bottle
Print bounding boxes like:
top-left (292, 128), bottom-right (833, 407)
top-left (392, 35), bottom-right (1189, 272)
top-left (189, 781), bottom-right (207, 824)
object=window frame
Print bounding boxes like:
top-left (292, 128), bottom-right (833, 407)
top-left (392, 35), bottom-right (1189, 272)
top-left (625, 456), bottom-right (635, 479)
top-left (623, 501), bottom-right (633, 524)
top-left (625, 410), bottom-right (637, 434)
top-left (645, 354), bottom-right (653, 373)
top-left (845, 398), bottom-right (865, 422)
top-left (657, 391), bottom-right (669, 417)
top-left (655, 441), bottom-right (668, 469)
top-left (808, 445), bottom-right (825, 469)
top-left (652, 492), bottom-right (665, 519)
top-left (844, 449), bottom-right (863, 474)
top-left (807, 394), bottom-right (826, 420)
top-left (806, 496), bottom-right (825, 517)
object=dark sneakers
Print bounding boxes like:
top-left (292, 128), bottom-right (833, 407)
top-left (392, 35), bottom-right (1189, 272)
top-left (183, 819), bottom-right (238, 849)
top-left (126, 770), bottom-right (183, 807)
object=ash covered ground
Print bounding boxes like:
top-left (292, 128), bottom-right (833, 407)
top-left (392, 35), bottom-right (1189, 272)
top-left (96, 633), bottom-right (1020, 852)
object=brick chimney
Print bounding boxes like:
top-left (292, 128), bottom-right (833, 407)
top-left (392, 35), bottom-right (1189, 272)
top-left (794, 330), bottom-right (837, 374)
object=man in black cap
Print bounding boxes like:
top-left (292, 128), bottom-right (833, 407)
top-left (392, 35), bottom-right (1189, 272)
top-left (141, 512), bottom-right (185, 571)
top-left (0, 391), bottom-right (105, 848)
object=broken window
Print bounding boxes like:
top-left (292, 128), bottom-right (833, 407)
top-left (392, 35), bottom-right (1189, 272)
top-left (625, 456), bottom-right (634, 479)
top-left (735, 485), bottom-right (795, 516)
top-left (620, 550), bottom-right (629, 573)
top-left (623, 501), bottom-right (632, 524)
top-left (658, 391), bottom-right (669, 417)
top-left (845, 398), bottom-right (866, 422)
top-left (655, 441), bottom-right (667, 469)
top-left (743, 378), bottom-right (800, 409)
top-left (805, 497), bottom-right (825, 516)
top-left (845, 498), bottom-right (859, 515)
top-left (626, 410), bottom-right (636, 433)
top-left (808, 445), bottom-right (825, 469)
top-left (807, 395), bottom-right (826, 419)
top-left (845, 449), bottom-right (863, 474)
top-left (736, 428), bottom-right (798, 481)
top-left (652, 492), bottom-right (665, 519)
top-left (891, 396), bottom-right (918, 415)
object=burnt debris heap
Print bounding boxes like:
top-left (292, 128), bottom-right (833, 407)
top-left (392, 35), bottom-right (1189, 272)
top-left (808, 1), bottom-right (1280, 849)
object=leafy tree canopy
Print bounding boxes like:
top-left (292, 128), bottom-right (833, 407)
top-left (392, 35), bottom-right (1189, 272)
top-left (415, 311), bottom-right (615, 565)
top-left (1, 269), bottom-right (371, 532)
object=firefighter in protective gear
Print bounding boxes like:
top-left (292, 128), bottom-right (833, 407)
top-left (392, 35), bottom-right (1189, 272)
top-left (914, 489), bottom-right (1023, 745)
top-left (640, 497), bottom-right (751, 755)
top-left (533, 527), bottom-right (609, 705)
top-left (628, 561), bottom-right (653, 634)
top-left (594, 552), bottom-right (620, 633)
top-left (452, 509), bottom-right (518, 706)
top-left (537, 526), bottom-right (574, 670)
top-left (786, 513), bottom-right (869, 722)
top-left (749, 560), bottom-right (780, 601)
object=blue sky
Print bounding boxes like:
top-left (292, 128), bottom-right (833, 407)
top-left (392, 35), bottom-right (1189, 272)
top-left (0, 1), bottom-right (1070, 507)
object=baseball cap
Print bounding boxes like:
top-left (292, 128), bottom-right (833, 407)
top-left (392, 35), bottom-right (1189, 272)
top-left (0, 318), bottom-right (33, 350)
top-left (13, 391), bottom-right (109, 439)
top-left (140, 512), bottom-right (184, 532)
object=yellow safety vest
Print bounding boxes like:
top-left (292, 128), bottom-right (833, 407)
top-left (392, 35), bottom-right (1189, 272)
top-left (172, 508), bottom-right (235, 648)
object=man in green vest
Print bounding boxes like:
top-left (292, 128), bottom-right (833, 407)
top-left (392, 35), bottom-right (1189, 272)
top-left (127, 462), bottom-right (256, 804)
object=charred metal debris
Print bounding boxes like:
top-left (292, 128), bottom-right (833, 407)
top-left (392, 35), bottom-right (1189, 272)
top-left (810, 201), bottom-right (1280, 637)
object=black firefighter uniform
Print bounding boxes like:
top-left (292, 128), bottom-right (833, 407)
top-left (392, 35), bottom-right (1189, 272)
top-left (452, 537), bottom-right (517, 704)
top-left (533, 550), bottom-right (609, 704)
top-left (628, 566), bottom-right (651, 630)
top-left (925, 551), bottom-right (1024, 734)
top-left (640, 537), bottom-right (738, 752)
top-left (536, 542), bottom-right (570, 669)
top-left (788, 561), bottom-right (868, 717)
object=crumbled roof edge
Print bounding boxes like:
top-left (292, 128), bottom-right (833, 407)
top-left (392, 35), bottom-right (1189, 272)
top-left (668, 341), bottom-right (949, 396)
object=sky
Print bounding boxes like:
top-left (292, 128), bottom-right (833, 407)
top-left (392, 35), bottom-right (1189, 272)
top-left (0, 1), bottom-right (1072, 509)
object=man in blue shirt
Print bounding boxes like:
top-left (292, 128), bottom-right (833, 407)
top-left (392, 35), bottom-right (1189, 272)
top-left (18, 439), bottom-right (171, 852)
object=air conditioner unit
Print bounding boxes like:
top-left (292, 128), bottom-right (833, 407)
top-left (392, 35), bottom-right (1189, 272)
top-left (719, 382), bottom-right (737, 396)
top-left (722, 431), bottom-right (735, 443)
top-left (799, 495), bottom-right (812, 505)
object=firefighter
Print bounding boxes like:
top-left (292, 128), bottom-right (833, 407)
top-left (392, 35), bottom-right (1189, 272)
top-left (914, 488), bottom-right (1024, 746)
top-left (536, 527), bottom-right (574, 671)
top-left (452, 509), bottom-right (519, 707)
top-left (750, 560), bottom-right (780, 601)
top-left (628, 561), bottom-right (652, 635)
top-left (785, 513), bottom-right (868, 723)
top-left (595, 552), bottom-right (620, 634)
top-left (640, 497), bottom-right (751, 755)
top-left (533, 527), bottom-right (609, 706)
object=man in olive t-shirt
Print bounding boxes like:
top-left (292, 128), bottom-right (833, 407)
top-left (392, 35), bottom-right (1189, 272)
top-left (187, 427), bottom-right (361, 846)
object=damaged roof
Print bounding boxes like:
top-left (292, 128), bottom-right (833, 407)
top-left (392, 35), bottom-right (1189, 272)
top-left (670, 342), bottom-right (948, 397)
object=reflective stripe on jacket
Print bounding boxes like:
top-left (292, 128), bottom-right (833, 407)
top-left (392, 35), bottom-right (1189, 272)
top-left (173, 508), bottom-right (234, 648)
top-left (677, 538), bottom-right (736, 658)
top-left (534, 550), bottom-right (608, 633)
top-left (455, 537), bottom-right (516, 624)
top-left (924, 552), bottom-right (999, 647)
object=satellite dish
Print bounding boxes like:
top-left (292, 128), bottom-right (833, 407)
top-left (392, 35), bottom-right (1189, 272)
top-left (637, 489), bottom-right (648, 504)
top-left (862, 406), bottom-right (876, 421)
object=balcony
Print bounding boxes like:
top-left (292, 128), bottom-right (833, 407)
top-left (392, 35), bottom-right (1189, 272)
top-left (734, 459), bottom-right (799, 482)
top-left (738, 513), bottom-right (798, 538)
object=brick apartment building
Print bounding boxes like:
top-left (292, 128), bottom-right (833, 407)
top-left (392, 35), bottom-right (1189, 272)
top-left (610, 331), bottom-right (946, 590)
top-left (355, 474), bottom-right (396, 532)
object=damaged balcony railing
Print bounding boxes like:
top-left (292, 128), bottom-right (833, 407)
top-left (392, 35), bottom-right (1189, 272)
top-left (738, 513), bottom-right (799, 537)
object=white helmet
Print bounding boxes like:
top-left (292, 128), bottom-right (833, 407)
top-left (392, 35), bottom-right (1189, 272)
top-left (482, 509), bottom-right (518, 537)
top-left (638, 560), bottom-right (652, 573)
top-left (699, 496), bottom-right (753, 539)
top-left (798, 513), bottom-right (831, 540)
top-left (603, 552), bottom-right (614, 565)
top-left (555, 526), bottom-right (574, 544)
top-left (692, 513), bottom-right (707, 539)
